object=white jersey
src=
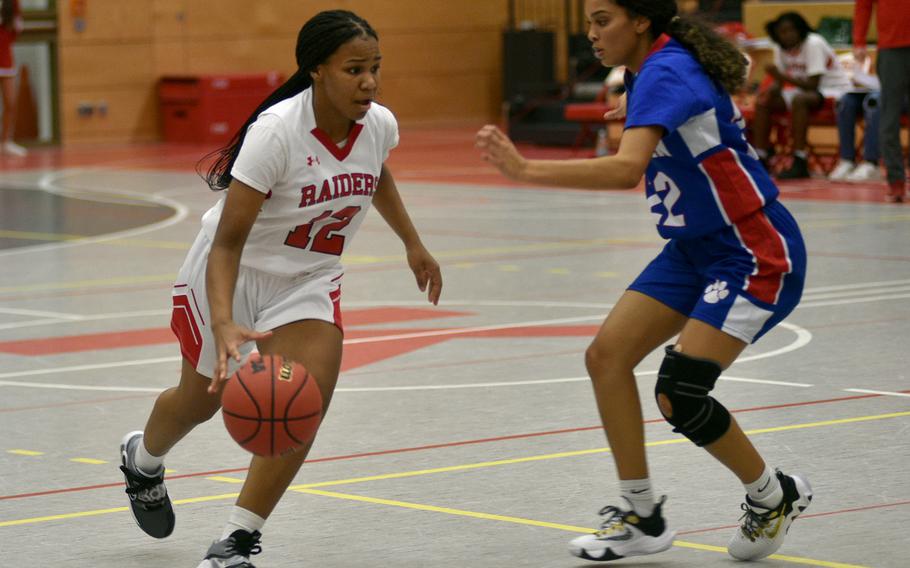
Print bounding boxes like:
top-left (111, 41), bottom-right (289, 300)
top-left (200, 87), bottom-right (399, 276)
top-left (773, 32), bottom-right (852, 99)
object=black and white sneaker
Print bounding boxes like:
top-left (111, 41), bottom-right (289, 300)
top-left (119, 430), bottom-right (175, 539)
top-left (728, 470), bottom-right (812, 560)
top-left (197, 529), bottom-right (263, 568)
top-left (569, 495), bottom-right (676, 561)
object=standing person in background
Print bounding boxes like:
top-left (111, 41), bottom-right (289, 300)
top-left (477, 0), bottom-right (811, 562)
top-left (118, 10), bottom-right (442, 568)
top-left (750, 12), bottom-right (851, 180)
top-left (854, 0), bottom-right (910, 202)
top-left (0, 0), bottom-right (27, 156)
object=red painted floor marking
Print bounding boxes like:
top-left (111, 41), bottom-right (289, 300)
top-left (0, 391), bottom-right (899, 502)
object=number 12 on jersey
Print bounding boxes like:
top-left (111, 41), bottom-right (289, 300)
top-left (284, 206), bottom-right (361, 255)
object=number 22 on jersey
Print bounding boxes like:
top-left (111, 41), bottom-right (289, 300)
top-left (647, 172), bottom-right (686, 228)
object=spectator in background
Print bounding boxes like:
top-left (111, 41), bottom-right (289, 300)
top-left (0, 0), bottom-right (27, 156)
top-left (751, 12), bottom-right (851, 179)
top-left (854, 0), bottom-right (910, 202)
top-left (829, 54), bottom-right (882, 182)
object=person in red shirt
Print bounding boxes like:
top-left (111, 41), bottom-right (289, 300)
top-left (854, 0), bottom-right (910, 202)
top-left (0, 0), bottom-right (26, 156)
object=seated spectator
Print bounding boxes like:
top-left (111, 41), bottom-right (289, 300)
top-left (829, 54), bottom-right (882, 182)
top-left (750, 12), bottom-right (852, 179)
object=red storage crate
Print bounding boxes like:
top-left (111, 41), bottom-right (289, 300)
top-left (159, 72), bottom-right (284, 144)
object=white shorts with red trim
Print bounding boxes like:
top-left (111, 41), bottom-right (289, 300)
top-left (170, 231), bottom-right (344, 379)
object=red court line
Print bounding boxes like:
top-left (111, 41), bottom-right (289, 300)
top-left (0, 391), bottom-right (893, 502)
top-left (677, 499), bottom-right (910, 536)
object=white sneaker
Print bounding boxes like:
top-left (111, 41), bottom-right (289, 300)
top-left (827, 160), bottom-right (854, 181)
top-left (1, 141), bottom-right (27, 156)
top-left (845, 161), bottom-right (882, 182)
top-left (728, 470), bottom-right (812, 560)
top-left (569, 496), bottom-right (676, 561)
top-left (198, 529), bottom-right (262, 568)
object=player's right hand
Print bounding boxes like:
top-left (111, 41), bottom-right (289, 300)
top-left (210, 321), bottom-right (273, 394)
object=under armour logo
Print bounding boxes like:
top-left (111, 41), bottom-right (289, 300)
top-left (703, 280), bottom-right (730, 304)
top-left (307, 156), bottom-right (321, 167)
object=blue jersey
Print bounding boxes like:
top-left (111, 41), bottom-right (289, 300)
top-left (625, 36), bottom-right (779, 240)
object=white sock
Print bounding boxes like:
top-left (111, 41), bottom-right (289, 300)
top-left (133, 436), bottom-right (165, 476)
top-left (745, 465), bottom-right (782, 509)
top-left (619, 478), bottom-right (655, 517)
top-left (755, 148), bottom-right (768, 159)
top-left (221, 506), bottom-right (266, 540)
top-left (794, 150), bottom-right (808, 160)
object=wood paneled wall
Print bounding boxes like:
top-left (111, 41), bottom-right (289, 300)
top-left (58, 0), bottom-right (509, 144)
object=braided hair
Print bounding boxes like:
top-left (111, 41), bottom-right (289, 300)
top-left (200, 10), bottom-right (378, 191)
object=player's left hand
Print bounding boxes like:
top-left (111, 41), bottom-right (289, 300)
top-left (475, 124), bottom-right (527, 180)
top-left (406, 244), bottom-right (442, 305)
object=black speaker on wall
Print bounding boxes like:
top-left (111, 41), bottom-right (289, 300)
top-left (502, 29), bottom-right (556, 100)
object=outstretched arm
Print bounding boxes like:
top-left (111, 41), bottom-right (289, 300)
top-left (475, 124), bottom-right (662, 190)
top-left (372, 164), bottom-right (442, 305)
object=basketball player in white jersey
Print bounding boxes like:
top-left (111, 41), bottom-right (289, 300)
top-left (118, 11), bottom-right (442, 567)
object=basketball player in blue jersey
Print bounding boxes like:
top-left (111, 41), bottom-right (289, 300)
top-left (477, 0), bottom-right (810, 562)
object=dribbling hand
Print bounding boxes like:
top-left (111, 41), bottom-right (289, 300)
top-left (475, 124), bottom-right (527, 180)
top-left (210, 321), bottom-right (273, 394)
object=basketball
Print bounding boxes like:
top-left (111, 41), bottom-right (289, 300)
top-left (221, 353), bottom-right (323, 457)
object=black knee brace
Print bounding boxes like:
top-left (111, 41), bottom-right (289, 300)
top-left (654, 346), bottom-right (731, 447)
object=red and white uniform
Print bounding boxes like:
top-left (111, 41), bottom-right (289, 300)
top-left (0, 0), bottom-right (23, 76)
top-left (774, 32), bottom-right (852, 101)
top-left (171, 87), bottom-right (399, 377)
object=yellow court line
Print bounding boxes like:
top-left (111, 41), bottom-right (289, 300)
top-left (299, 489), bottom-right (869, 568)
top-left (207, 476), bottom-right (244, 483)
top-left (2, 410), bottom-right (907, 530)
top-left (70, 458), bottom-right (107, 465)
top-left (0, 230), bottom-right (188, 250)
top-left (7, 449), bottom-right (44, 456)
top-left (0, 493), bottom-right (241, 528)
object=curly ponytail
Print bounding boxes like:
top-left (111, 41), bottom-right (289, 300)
top-left (615, 0), bottom-right (748, 94)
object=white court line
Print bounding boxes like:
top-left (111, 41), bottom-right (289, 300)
top-left (799, 293), bottom-right (910, 309)
top-left (720, 376), bottom-right (812, 387)
top-left (800, 286), bottom-right (910, 301)
top-left (0, 307), bottom-right (84, 319)
top-left (0, 320), bottom-right (813, 392)
top-left (843, 389), bottom-right (910, 398)
top-left (343, 314), bottom-right (605, 345)
top-left (0, 170), bottom-right (189, 258)
top-left (0, 356), bottom-right (179, 380)
top-left (801, 279), bottom-right (910, 293)
top-left (0, 309), bottom-right (171, 331)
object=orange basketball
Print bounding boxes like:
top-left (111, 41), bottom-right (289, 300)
top-left (221, 353), bottom-right (323, 457)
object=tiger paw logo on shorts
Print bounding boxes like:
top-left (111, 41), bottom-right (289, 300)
top-left (703, 280), bottom-right (730, 304)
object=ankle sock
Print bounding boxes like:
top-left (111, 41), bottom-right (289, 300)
top-left (133, 436), bottom-right (165, 476)
top-left (221, 506), bottom-right (266, 540)
top-left (620, 478), bottom-right (655, 517)
top-left (745, 465), bottom-right (783, 509)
